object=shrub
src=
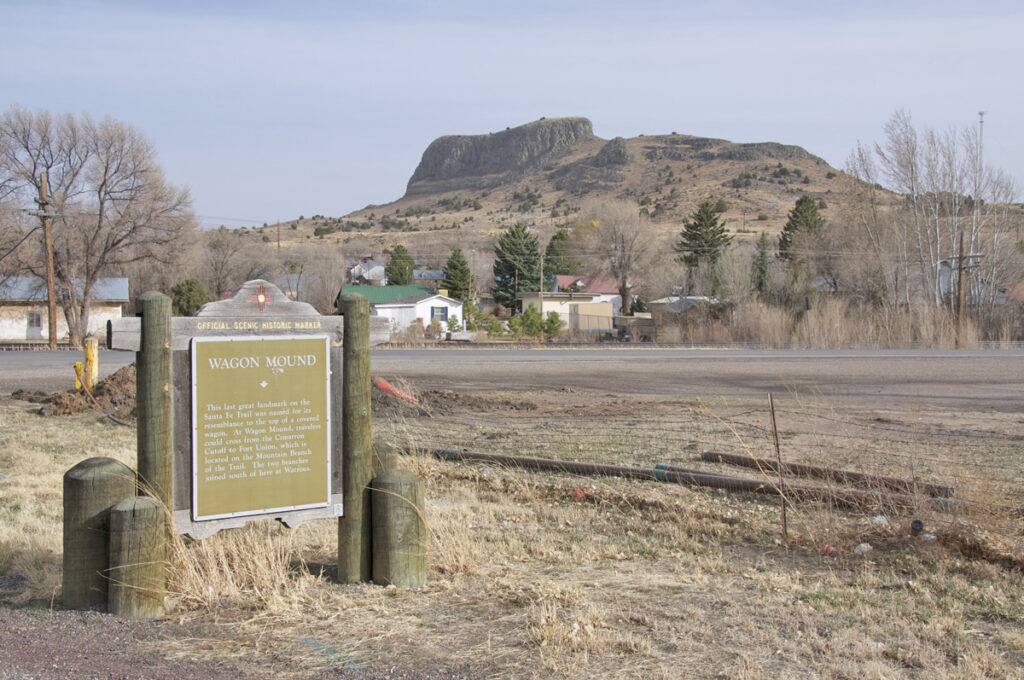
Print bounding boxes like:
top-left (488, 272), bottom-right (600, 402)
top-left (484, 316), bottom-right (503, 336)
top-left (508, 306), bottom-right (544, 338)
top-left (425, 319), bottom-right (443, 339)
top-left (543, 311), bottom-right (563, 338)
top-left (170, 278), bottom-right (214, 317)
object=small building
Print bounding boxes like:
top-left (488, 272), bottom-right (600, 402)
top-left (552, 275), bottom-right (623, 311)
top-left (647, 296), bottom-right (718, 314)
top-left (347, 262), bottom-right (387, 286)
top-left (338, 285), bottom-right (464, 334)
top-left (412, 269), bottom-right (445, 292)
top-left (517, 291), bottom-right (614, 333)
top-left (0, 276), bottom-right (129, 342)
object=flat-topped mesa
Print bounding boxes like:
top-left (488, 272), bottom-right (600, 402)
top-left (405, 117), bottom-right (595, 196)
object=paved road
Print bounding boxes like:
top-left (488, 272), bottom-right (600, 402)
top-left (369, 347), bottom-right (1024, 411)
top-left (4, 347), bottom-right (1023, 411)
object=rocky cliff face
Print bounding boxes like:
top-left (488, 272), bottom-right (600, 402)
top-left (405, 117), bottom-right (594, 196)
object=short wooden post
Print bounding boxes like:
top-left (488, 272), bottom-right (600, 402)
top-left (371, 470), bottom-right (426, 588)
top-left (338, 294), bottom-right (373, 582)
top-left (135, 292), bottom-right (173, 508)
top-left (62, 457), bottom-right (136, 609)
top-left (83, 337), bottom-right (99, 391)
top-left (108, 496), bottom-right (167, 618)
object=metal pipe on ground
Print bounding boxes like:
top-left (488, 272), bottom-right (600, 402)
top-left (700, 450), bottom-right (954, 498)
top-left (429, 449), bottom-right (922, 511)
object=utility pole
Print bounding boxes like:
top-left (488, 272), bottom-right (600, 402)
top-left (956, 232), bottom-right (967, 348)
top-left (35, 172), bottom-right (59, 350)
top-left (470, 249), bottom-right (476, 303)
top-left (538, 249), bottom-right (544, 318)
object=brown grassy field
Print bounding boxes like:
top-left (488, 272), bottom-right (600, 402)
top-left (2, 372), bottom-right (1024, 678)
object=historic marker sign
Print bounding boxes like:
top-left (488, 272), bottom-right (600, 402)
top-left (108, 279), bottom-right (389, 539)
top-left (191, 335), bottom-right (331, 520)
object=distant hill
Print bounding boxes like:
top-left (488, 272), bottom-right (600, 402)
top-left (264, 116), bottom-right (867, 264)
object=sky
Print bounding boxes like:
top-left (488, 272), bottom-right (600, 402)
top-left (3, 0), bottom-right (1022, 228)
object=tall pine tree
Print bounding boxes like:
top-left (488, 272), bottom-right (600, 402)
top-left (778, 195), bottom-right (825, 260)
top-left (674, 201), bottom-right (732, 267)
top-left (385, 245), bottom-right (415, 285)
top-left (442, 246), bottom-right (471, 301)
top-left (543, 228), bottom-right (582, 285)
top-left (752, 232), bottom-right (772, 299)
top-left (492, 221), bottom-right (540, 310)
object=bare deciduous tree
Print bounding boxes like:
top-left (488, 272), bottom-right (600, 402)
top-left (282, 244), bottom-right (345, 314)
top-left (575, 200), bottom-right (657, 315)
top-left (865, 110), bottom-right (1019, 308)
top-left (199, 227), bottom-right (279, 298)
top-left (0, 107), bottom-right (197, 345)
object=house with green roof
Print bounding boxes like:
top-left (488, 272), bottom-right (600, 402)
top-left (337, 285), bottom-right (463, 334)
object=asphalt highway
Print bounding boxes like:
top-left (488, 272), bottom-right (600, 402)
top-left (3, 347), bottom-right (1023, 412)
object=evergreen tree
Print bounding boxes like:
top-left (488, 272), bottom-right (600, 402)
top-left (778, 195), bottom-right (825, 260)
top-left (385, 245), bottom-right (415, 285)
top-left (508, 305), bottom-right (543, 338)
top-left (543, 310), bottom-right (563, 338)
top-left (170, 277), bottom-right (214, 316)
top-left (752, 232), bottom-right (772, 298)
top-left (442, 246), bottom-right (471, 301)
top-left (674, 201), bottom-right (733, 267)
top-left (492, 221), bottom-right (540, 310)
top-left (543, 228), bottom-right (582, 284)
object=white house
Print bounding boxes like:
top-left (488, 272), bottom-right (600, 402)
top-left (348, 261), bottom-right (387, 286)
top-left (374, 294), bottom-right (464, 333)
top-left (337, 285), bottom-right (464, 335)
top-left (0, 276), bottom-right (129, 342)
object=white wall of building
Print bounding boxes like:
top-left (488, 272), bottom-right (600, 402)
top-left (0, 304), bottom-right (123, 342)
top-left (373, 296), bottom-right (464, 334)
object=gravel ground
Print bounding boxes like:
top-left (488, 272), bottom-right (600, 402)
top-left (0, 607), bottom-right (486, 679)
top-left (0, 608), bottom-right (267, 679)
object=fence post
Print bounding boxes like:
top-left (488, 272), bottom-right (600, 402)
top-left (107, 496), bottom-right (167, 618)
top-left (62, 457), bottom-right (136, 609)
top-left (83, 337), bottom-right (99, 391)
top-left (338, 294), bottom-right (373, 583)
top-left (372, 470), bottom-right (426, 588)
top-left (135, 292), bottom-right (173, 509)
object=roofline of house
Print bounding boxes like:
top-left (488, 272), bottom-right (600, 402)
top-left (373, 294), bottom-right (462, 308)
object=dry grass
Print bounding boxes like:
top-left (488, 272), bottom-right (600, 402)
top-left (3, 389), bottom-right (1024, 678)
top-left (723, 298), bottom-right (980, 349)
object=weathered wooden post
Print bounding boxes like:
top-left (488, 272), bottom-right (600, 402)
top-left (135, 292), bottom-right (173, 508)
top-left (107, 496), bottom-right (167, 618)
top-left (371, 470), bottom-right (426, 588)
top-left (62, 457), bottom-right (136, 609)
top-left (338, 294), bottom-right (373, 583)
top-left (83, 337), bottom-right (99, 391)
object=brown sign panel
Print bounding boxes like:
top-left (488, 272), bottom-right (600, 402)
top-left (191, 336), bottom-right (331, 521)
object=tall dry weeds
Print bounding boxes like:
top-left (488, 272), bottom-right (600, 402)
top-left (731, 300), bottom-right (796, 347)
top-left (728, 297), bottom-right (980, 349)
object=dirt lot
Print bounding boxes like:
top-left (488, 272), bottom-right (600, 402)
top-left (2, 350), bottom-right (1023, 679)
